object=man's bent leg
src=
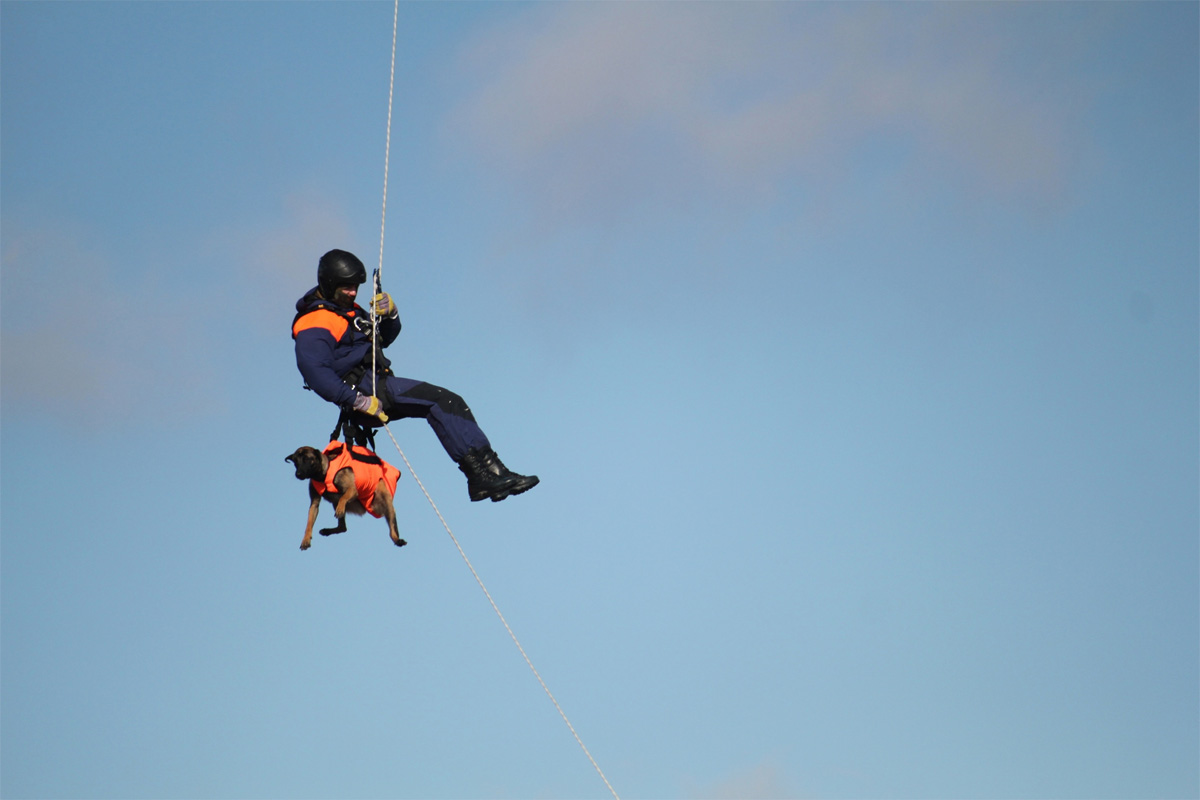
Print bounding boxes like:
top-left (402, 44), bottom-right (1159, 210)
top-left (374, 375), bottom-right (538, 502)
top-left (377, 377), bottom-right (490, 462)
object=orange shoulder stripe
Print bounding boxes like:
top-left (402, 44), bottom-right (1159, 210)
top-left (293, 309), bottom-right (348, 340)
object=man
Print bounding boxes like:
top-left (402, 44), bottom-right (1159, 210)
top-left (292, 249), bottom-right (538, 502)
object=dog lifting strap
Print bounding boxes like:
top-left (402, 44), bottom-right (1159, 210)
top-left (329, 407), bottom-right (379, 452)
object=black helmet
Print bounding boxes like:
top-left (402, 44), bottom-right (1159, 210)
top-left (317, 249), bottom-right (367, 298)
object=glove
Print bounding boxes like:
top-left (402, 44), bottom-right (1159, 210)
top-left (352, 393), bottom-right (388, 423)
top-left (372, 292), bottom-right (397, 318)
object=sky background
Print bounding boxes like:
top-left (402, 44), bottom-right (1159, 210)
top-left (2, 2), bottom-right (1197, 799)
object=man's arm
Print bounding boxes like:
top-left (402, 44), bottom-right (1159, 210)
top-left (378, 313), bottom-right (401, 348)
top-left (295, 327), bottom-right (358, 408)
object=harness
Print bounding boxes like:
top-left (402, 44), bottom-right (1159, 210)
top-left (312, 441), bottom-right (401, 518)
top-left (293, 296), bottom-right (395, 448)
top-left (292, 298), bottom-right (392, 375)
top-left (330, 406), bottom-right (380, 452)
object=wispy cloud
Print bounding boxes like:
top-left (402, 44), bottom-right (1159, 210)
top-left (0, 193), bottom-right (356, 430)
top-left (684, 758), bottom-right (805, 800)
top-left (449, 2), bottom-right (1098, 222)
top-left (0, 218), bottom-right (225, 429)
top-left (238, 189), bottom-right (357, 313)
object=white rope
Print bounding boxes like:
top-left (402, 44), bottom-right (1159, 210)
top-left (376, 423), bottom-right (621, 800)
top-left (371, 0), bottom-right (400, 399)
top-left (365, 4), bottom-right (618, 796)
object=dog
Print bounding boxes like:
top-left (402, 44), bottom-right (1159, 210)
top-left (285, 442), bottom-right (404, 551)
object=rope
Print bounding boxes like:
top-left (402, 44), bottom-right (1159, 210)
top-left (376, 422), bottom-right (621, 800)
top-left (371, 0), bottom-right (400, 399)
top-left (365, 4), bottom-right (618, 796)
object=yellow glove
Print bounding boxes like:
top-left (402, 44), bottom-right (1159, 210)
top-left (352, 394), bottom-right (388, 423)
top-left (372, 292), bottom-right (397, 318)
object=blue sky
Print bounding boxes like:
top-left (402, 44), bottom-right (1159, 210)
top-left (2, 2), bottom-right (1197, 798)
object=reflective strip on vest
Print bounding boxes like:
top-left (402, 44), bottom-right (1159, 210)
top-left (293, 308), bottom-right (350, 341)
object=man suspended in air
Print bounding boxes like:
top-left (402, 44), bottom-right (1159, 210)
top-left (292, 249), bottom-right (538, 502)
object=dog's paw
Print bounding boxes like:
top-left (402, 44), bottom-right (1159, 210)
top-left (318, 527), bottom-right (342, 537)
top-left (393, 537), bottom-right (407, 548)
top-left (300, 539), bottom-right (311, 551)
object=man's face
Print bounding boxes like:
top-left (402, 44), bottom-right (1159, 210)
top-left (331, 283), bottom-right (360, 308)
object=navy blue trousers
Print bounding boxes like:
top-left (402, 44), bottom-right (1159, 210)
top-left (360, 373), bottom-right (491, 462)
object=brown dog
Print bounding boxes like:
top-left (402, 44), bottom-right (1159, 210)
top-left (285, 444), bottom-right (405, 551)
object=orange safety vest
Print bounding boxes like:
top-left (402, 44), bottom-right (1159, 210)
top-left (312, 441), bottom-right (401, 518)
top-left (292, 305), bottom-right (359, 342)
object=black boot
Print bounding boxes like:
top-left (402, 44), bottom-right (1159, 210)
top-left (457, 447), bottom-right (539, 502)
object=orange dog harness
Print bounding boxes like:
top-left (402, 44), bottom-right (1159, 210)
top-left (312, 441), bottom-right (401, 518)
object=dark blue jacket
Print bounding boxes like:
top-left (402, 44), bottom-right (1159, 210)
top-left (292, 286), bottom-right (401, 408)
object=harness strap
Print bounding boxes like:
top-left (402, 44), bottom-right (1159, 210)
top-left (322, 442), bottom-right (385, 466)
top-left (328, 407), bottom-right (379, 452)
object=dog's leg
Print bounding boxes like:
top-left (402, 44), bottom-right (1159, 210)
top-left (301, 486), bottom-right (322, 551)
top-left (319, 517), bottom-right (347, 537)
top-left (332, 469), bottom-right (357, 518)
top-left (321, 469), bottom-right (356, 537)
top-left (375, 480), bottom-right (406, 548)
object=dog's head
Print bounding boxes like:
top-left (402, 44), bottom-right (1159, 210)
top-left (285, 446), bottom-right (326, 481)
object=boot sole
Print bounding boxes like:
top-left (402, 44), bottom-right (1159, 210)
top-left (490, 475), bottom-right (539, 502)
